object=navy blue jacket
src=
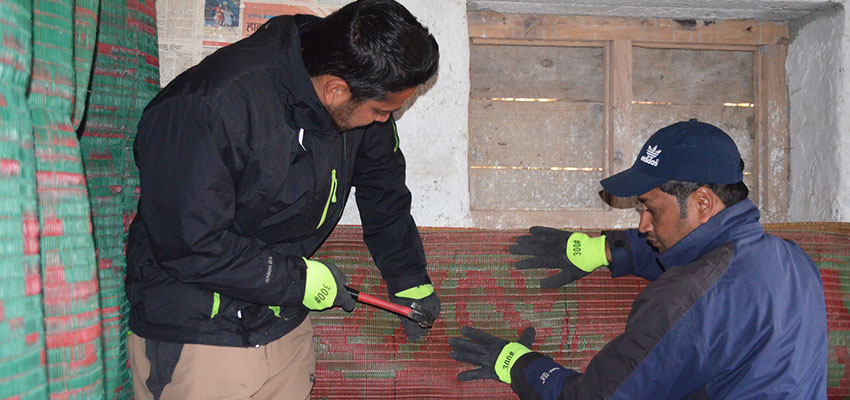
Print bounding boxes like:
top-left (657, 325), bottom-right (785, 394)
top-left (511, 199), bottom-right (827, 399)
top-left (125, 15), bottom-right (429, 347)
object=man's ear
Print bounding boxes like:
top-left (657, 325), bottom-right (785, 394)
top-left (314, 75), bottom-right (351, 108)
top-left (693, 186), bottom-right (725, 223)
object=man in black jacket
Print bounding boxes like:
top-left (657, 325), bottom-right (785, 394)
top-left (125, 1), bottom-right (440, 398)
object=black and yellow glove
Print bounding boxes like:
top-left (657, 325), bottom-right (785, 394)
top-left (302, 258), bottom-right (355, 312)
top-left (449, 326), bottom-right (536, 384)
top-left (390, 284), bottom-right (440, 339)
top-left (510, 226), bottom-right (609, 289)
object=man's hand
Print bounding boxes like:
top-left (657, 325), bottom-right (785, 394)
top-left (390, 284), bottom-right (440, 339)
top-left (302, 259), bottom-right (356, 312)
top-left (449, 326), bottom-right (536, 384)
top-left (510, 226), bottom-right (609, 289)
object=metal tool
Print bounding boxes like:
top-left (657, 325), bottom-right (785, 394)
top-left (345, 286), bottom-right (436, 329)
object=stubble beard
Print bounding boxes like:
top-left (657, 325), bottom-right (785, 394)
top-left (328, 99), bottom-right (360, 132)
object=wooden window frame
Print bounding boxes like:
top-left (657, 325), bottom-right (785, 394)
top-left (468, 12), bottom-right (790, 228)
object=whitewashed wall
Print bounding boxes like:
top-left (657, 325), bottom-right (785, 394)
top-left (787, 6), bottom-right (843, 221)
top-left (338, 0), bottom-right (472, 227)
top-left (837, 8), bottom-right (850, 222)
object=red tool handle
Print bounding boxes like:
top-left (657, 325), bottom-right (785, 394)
top-left (355, 292), bottom-right (413, 317)
top-left (345, 286), bottom-right (435, 328)
top-left (345, 286), bottom-right (413, 317)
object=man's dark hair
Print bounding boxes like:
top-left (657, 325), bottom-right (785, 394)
top-left (657, 159), bottom-right (749, 218)
top-left (300, 0), bottom-right (439, 101)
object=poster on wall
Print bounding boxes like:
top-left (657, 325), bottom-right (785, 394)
top-left (242, 2), bottom-right (334, 38)
top-left (203, 0), bottom-right (242, 50)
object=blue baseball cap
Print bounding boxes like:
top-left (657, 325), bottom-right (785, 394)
top-left (600, 119), bottom-right (743, 197)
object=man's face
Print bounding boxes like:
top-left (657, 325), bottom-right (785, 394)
top-left (328, 87), bottom-right (417, 132)
top-left (636, 188), bottom-right (701, 253)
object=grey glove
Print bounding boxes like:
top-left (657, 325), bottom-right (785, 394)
top-left (510, 226), bottom-right (609, 289)
top-left (449, 326), bottom-right (536, 383)
top-left (389, 284), bottom-right (440, 339)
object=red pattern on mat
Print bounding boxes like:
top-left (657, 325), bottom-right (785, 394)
top-left (310, 224), bottom-right (850, 399)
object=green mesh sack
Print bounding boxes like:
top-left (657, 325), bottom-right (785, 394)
top-left (0, 1), bottom-right (48, 399)
top-left (77, 0), bottom-right (159, 397)
top-left (29, 0), bottom-right (104, 398)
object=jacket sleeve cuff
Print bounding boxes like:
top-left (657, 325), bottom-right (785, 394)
top-left (383, 272), bottom-right (432, 296)
top-left (277, 259), bottom-right (308, 306)
top-left (603, 229), bottom-right (635, 278)
top-left (510, 352), bottom-right (577, 400)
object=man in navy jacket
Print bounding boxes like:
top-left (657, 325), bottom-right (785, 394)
top-left (450, 119), bottom-right (827, 399)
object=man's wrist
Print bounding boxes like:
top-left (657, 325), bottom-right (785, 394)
top-left (302, 258), bottom-right (337, 310)
top-left (512, 354), bottom-right (576, 399)
top-left (566, 232), bottom-right (610, 272)
top-left (394, 283), bottom-right (434, 300)
top-left (602, 230), bottom-right (636, 277)
top-left (385, 273), bottom-right (431, 296)
top-left (496, 342), bottom-right (532, 384)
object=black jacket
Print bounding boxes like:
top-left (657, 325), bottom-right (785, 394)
top-left (125, 15), bottom-right (429, 347)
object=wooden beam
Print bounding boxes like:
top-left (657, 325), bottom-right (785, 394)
top-left (608, 40), bottom-right (633, 176)
top-left (633, 42), bottom-right (759, 52)
top-left (763, 44), bottom-right (790, 219)
top-left (753, 49), bottom-right (765, 209)
top-left (605, 39), bottom-right (638, 210)
top-left (471, 209), bottom-right (639, 230)
top-left (469, 12), bottom-right (789, 46)
top-left (471, 38), bottom-right (607, 48)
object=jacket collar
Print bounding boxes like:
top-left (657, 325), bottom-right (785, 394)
top-left (657, 198), bottom-right (763, 269)
top-left (275, 15), bottom-right (340, 136)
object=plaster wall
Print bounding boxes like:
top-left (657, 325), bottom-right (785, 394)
top-left (338, 0), bottom-right (472, 227)
top-left (787, 6), bottom-right (844, 221)
top-left (838, 9), bottom-right (850, 221)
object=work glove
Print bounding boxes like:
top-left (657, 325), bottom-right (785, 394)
top-left (449, 326), bottom-right (536, 384)
top-left (302, 258), bottom-right (355, 312)
top-left (389, 284), bottom-right (440, 339)
top-left (510, 226), bottom-right (609, 289)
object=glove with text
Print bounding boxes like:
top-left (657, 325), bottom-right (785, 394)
top-left (302, 259), bottom-right (355, 312)
top-left (510, 226), bottom-right (609, 289)
top-left (390, 284), bottom-right (440, 339)
top-left (449, 326), bottom-right (536, 384)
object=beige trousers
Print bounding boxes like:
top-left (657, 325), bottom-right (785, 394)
top-left (128, 318), bottom-right (315, 400)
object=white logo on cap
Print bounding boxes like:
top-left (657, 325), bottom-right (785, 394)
top-left (640, 145), bottom-right (661, 167)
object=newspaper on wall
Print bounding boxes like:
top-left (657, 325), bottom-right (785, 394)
top-left (156, 0), bottom-right (335, 86)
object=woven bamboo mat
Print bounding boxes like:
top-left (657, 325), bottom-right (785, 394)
top-left (311, 224), bottom-right (850, 399)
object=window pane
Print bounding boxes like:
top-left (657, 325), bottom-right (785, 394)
top-left (471, 45), bottom-right (604, 101)
top-left (469, 44), bottom-right (606, 210)
top-left (470, 168), bottom-right (605, 210)
top-left (470, 101), bottom-right (605, 210)
top-left (633, 47), bottom-right (754, 105)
